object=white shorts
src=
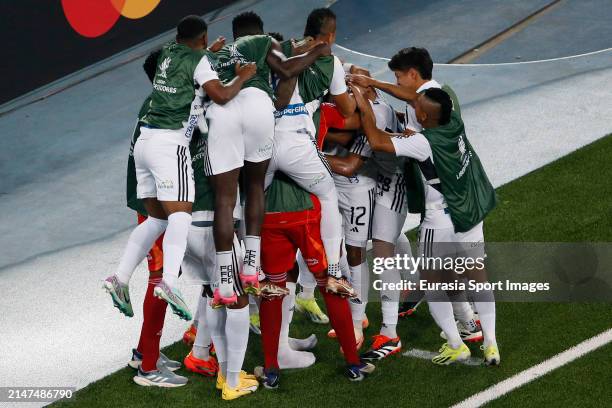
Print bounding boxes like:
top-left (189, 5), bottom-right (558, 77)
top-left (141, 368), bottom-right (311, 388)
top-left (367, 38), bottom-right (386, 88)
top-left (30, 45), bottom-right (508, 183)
top-left (181, 226), bottom-right (246, 294)
top-left (264, 130), bottom-right (336, 196)
top-left (205, 87), bottom-right (275, 175)
top-left (417, 221), bottom-right (486, 270)
top-left (337, 186), bottom-right (376, 247)
top-left (372, 204), bottom-right (407, 243)
top-left (134, 127), bottom-right (195, 202)
top-left (375, 170), bottom-right (407, 214)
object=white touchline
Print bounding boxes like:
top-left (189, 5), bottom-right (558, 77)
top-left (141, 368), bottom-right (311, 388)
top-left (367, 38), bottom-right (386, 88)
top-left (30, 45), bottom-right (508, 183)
top-left (333, 43), bottom-right (612, 66)
top-left (450, 328), bottom-right (612, 408)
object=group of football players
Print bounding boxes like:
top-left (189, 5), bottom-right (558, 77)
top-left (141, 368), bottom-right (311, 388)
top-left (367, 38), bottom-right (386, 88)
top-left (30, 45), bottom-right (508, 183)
top-left (104, 7), bottom-right (500, 401)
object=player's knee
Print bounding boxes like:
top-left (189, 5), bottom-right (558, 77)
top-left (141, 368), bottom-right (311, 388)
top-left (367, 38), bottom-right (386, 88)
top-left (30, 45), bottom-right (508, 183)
top-left (346, 244), bottom-right (365, 266)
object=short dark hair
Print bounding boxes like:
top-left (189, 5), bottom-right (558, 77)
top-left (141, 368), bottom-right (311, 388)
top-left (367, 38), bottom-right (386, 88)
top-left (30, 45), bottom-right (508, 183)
top-left (232, 11), bottom-right (264, 39)
top-left (304, 8), bottom-right (336, 37)
top-left (423, 88), bottom-right (452, 125)
top-left (143, 49), bottom-right (162, 83)
top-left (176, 15), bottom-right (207, 41)
top-left (267, 31), bottom-right (284, 42)
top-left (388, 47), bottom-right (433, 79)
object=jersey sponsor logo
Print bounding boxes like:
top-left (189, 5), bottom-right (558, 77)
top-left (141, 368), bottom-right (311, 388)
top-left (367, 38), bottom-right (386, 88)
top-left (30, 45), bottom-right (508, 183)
top-left (274, 103), bottom-right (308, 118)
top-left (258, 142), bottom-right (273, 154)
top-left (308, 172), bottom-right (326, 189)
top-left (350, 226), bottom-right (359, 233)
top-left (217, 44), bottom-right (248, 70)
top-left (158, 57), bottom-right (171, 78)
top-left (457, 132), bottom-right (473, 180)
top-left (152, 83), bottom-right (177, 93)
top-left (184, 102), bottom-right (204, 139)
top-left (157, 180), bottom-right (174, 189)
top-left (229, 44), bottom-right (244, 59)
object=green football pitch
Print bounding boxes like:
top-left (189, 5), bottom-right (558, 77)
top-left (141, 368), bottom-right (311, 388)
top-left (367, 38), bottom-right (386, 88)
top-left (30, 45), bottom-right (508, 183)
top-left (53, 135), bottom-right (612, 407)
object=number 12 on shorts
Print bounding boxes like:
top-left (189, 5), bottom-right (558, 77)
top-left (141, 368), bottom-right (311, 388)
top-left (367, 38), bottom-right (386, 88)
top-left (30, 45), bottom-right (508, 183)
top-left (350, 206), bottom-right (366, 226)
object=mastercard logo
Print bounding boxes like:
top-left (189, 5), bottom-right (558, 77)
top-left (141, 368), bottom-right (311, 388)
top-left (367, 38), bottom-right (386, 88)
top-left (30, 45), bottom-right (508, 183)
top-left (61, 0), bottom-right (161, 38)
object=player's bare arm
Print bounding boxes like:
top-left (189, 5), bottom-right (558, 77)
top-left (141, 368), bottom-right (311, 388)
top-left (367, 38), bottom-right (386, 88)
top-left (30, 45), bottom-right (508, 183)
top-left (352, 85), bottom-right (397, 153)
top-left (324, 130), bottom-right (355, 147)
top-left (273, 75), bottom-right (298, 110)
top-left (203, 61), bottom-right (256, 104)
top-left (266, 38), bottom-right (331, 80)
top-left (332, 90), bottom-right (357, 118)
top-left (207, 36), bottom-right (226, 52)
top-left (348, 74), bottom-right (418, 102)
top-left (326, 152), bottom-right (366, 177)
top-left (272, 37), bottom-right (317, 110)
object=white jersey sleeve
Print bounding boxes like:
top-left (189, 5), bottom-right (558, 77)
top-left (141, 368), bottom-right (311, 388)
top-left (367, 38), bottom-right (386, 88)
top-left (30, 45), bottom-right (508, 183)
top-left (329, 56), bottom-right (348, 96)
top-left (350, 134), bottom-right (373, 158)
top-left (372, 99), bottom-right (398, 132)
top-left (391, 133), bottom-right (431, 161)
top-left (194, 55), bottom-right (219, 87)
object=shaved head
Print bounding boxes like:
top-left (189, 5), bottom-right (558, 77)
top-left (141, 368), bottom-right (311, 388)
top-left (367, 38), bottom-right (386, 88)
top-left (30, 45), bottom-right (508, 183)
top-left (415, 88), bottom-right (453, 128)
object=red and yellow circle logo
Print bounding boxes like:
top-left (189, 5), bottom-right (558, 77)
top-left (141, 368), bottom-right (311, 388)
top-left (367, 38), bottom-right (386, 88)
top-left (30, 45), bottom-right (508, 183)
top-left (61, 0), bottom-right (161, 38)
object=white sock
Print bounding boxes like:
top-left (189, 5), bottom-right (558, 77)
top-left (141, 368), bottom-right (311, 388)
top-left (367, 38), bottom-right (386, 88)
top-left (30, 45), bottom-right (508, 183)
top-left (242, 235), bottom-right (260, 276)
top-left (161, 212), bottom-right (191, 288)
top-left (207, 299), bottom-right (227, 376)
top-left (381, 301), bottom-right (398, 338)
top-left (279, 282), bottom-right (296, 347)
top-left (115, 217), bottom-right (167, 284)
top-left (380, 248), bottom-right (400, 338)
top-left (450, 298), bottom-right (475, 326)
top-left (278, 347), bottom-right (316, 369)
top-left (426, 291), bottom-right (463, 349)
top-left (248, 295), bottom-right (259, 314)
top-left (297, 254), bottom-right (316, 299)
top-left (289, 334), bottom-right (317, 351)
top-left (350, 300), bottom-right (366, 338)
top-left (192, 293), bottom-right (211, 360)
top-left (339, 250), bottom-right (350, 277)
top-left (216, 251), bottom-right (235, 298)
top-left (472, 289), bottom-right (497, 347)
top-left (225, 306), bottom-right (250, 388)
top-left (349, 263), bottom-right (362, 300)
top-left (298, 285), bottom-right (315, 300)
top-left (317, 191), bottom-right (343, 266)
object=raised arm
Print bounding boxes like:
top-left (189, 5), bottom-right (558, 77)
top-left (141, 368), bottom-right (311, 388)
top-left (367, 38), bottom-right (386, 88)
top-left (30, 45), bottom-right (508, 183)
top-left (266, 38), bottom-right (331, 80)
top-left (203, 62), bottom-right (256, 105)
top-left (352, 85), bottom-right (397, 153)
top-left (348, 74), bottom-right (418, 103)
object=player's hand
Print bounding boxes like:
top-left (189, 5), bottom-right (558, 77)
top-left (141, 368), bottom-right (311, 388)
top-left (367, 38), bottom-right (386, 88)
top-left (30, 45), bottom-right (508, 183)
top-left (208, 36), bottom-right (225, 53)
top-left (347, 74), bottom-right (373, 88)
top-left (350, 65), bottom-right (371, 77)
top-left (235, 62), bottom-right (257, 80)
top-left (291, 36), bottom-right (314, 55)
top-left (400, 129), bottom-right (416, 138)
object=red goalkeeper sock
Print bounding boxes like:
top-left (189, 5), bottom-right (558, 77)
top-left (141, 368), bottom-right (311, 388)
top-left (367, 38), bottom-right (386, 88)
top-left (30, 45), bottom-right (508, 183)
top-left (318, 282), bottom-right (360, 365)
top-left (259, 293), bottom-right (284, 370)
top-left (138, 276), bottom-right (167, 372)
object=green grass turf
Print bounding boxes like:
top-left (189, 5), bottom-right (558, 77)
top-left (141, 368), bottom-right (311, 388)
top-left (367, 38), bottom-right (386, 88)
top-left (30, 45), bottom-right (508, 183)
top-left (53, 135), bottom-right (612, 407)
